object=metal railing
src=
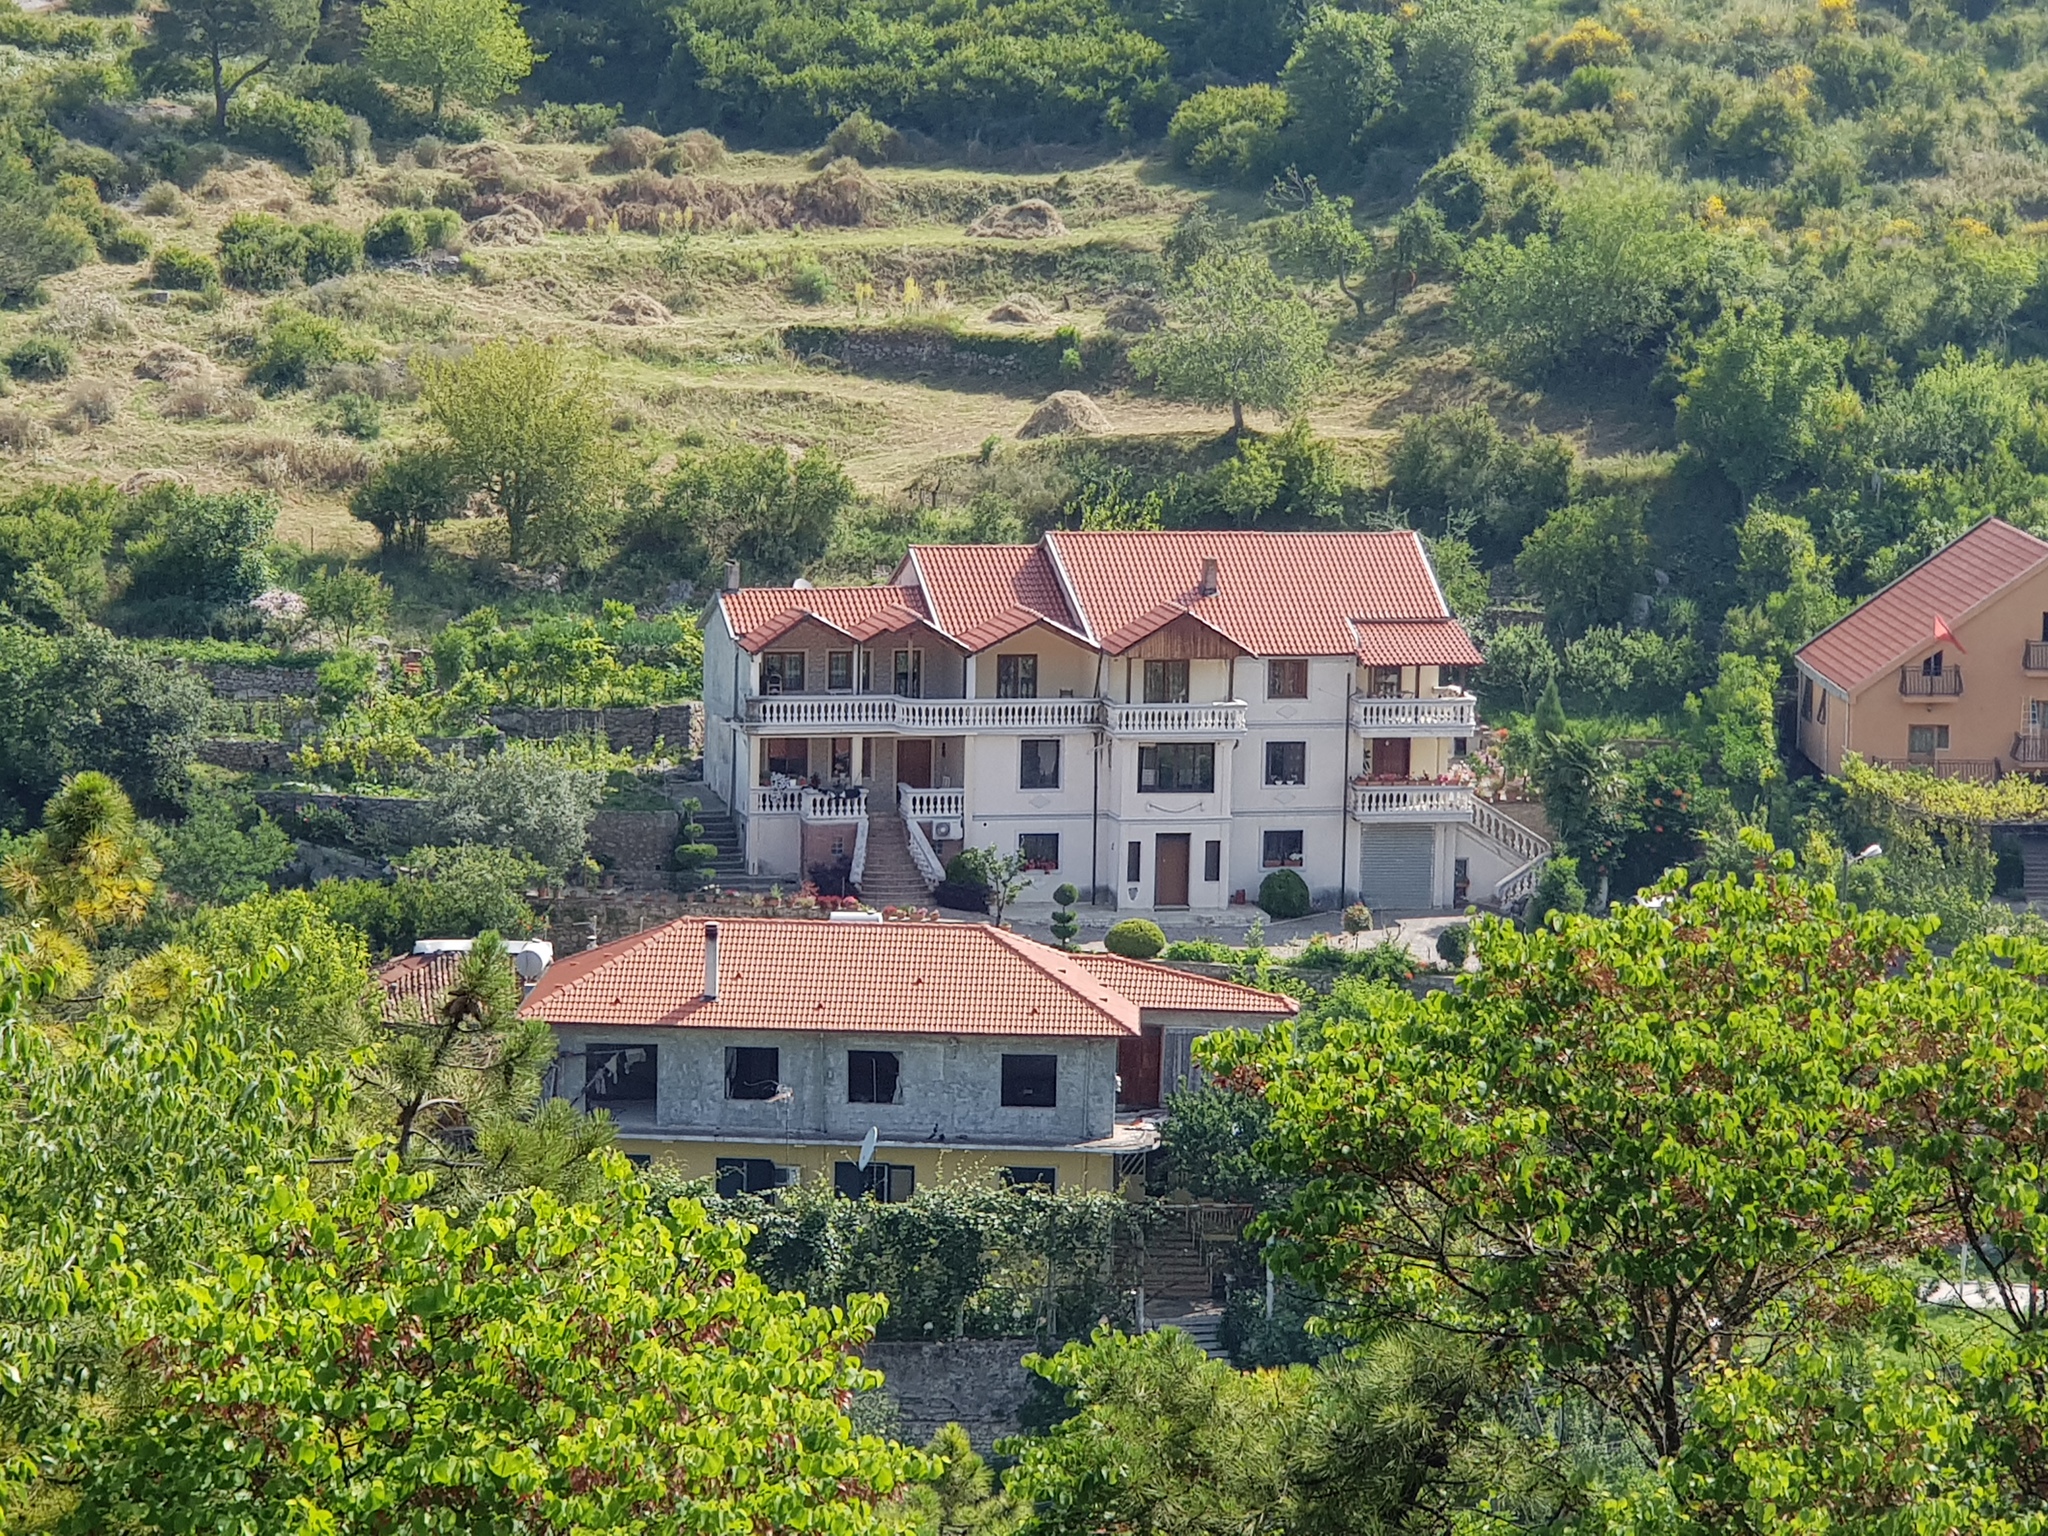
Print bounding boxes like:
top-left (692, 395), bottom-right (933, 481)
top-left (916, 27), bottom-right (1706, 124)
top-left (1871, 757), bottom-right (2000, 780)
top-left (1349, 693), bottom-right (1478, 734)
top-left (2017, 735), bottom-right (2048, 767)
top-left (899, 786), bottom-right (964, 820)
top-left (1899, 667), bottom-right (1964, 697)
top-left (1347, 784), bottom-right (1476, 821)
top-left (1102, 701), bottom-right (1248, 737)
top-left (2027, 641), bottom-right (2048, 671)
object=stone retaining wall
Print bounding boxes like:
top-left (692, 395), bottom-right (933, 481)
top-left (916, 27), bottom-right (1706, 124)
top-left (587, 809), bottom-right (681, 871)
top-left (489, 705), bottom-right (694, 756)
top-left (197, 664), bottom-right (321, 700)
top-left (861, 1339), bottom-right (1042, 1451)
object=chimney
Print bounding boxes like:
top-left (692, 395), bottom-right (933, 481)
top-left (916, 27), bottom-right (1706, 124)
top-left (702, 921), bottom-right (720, 1000)
top-left (1199, 556), bottom-right (1219, 597)
top-left (723, 560), bottom-right (741, 591)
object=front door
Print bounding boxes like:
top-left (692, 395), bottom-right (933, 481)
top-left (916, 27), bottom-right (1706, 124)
top-left (1372, 737), bottom-right (1411, 778)
top-left (896, 739), bottom-right (933, 789)
top-left (1118, 1027), bottom-right (1164, 1110)
top-left (1155, 833), bottom-right (1191, 907)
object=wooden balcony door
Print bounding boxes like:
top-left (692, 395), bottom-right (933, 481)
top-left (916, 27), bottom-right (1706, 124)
top-left (896, 739), bottom-right (933, 789)
top-left (1371, 737), bottom-right (1411, 777)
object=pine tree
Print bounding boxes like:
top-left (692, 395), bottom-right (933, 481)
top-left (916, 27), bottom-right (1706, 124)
top-left (0, 772), bottom-right (158, 942)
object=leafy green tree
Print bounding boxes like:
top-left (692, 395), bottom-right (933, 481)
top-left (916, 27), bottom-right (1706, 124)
top-left (1392, 0), bottom-right (1509, 156)
top-left (1423, 535), bottom-right (1487, 626)
top-left (305, 564), bottom-right (391, 644)
top-left (417, 340), bottom-right (616, 566)
top-left (422, 745), bottom-right (604, 877)
top-left (175, 889), bottom-right (375, 1055)
top-left (0, 772), bottom-right (159, 942)
top-left (1532, 676), bottom-right (1568, 740)
top-left (1386, 405), bottom-right (1573, 557)
top-left (0, 623), bottom-right (209, 822)
top-left (1677, 303), bottom-right (1854, 498)
top-left (1686, 651), bottom-right (1780, 800)
top-left (154, 792), bottom-right (293, 905)
top-left (1166, 85), bottom-right (1290, 185)
top-left (1476, 624), bottom-right (1558, 713)
top-left (0, 480), bottom-right (117, 615)
top-left (1525, 851), bottom-right (1586, 926)
top-left (1159, 1084), bottom-right (1276, 1205)
top-left (62, 1154), bottom-right (925, 1532)
top-left (955, 845), bottom-right (1029, 926)
top-left (363, 0), bottom-right (536, 118)
top-left (1720, 506), bottom-right (1846, 669)
top-left (642, 445), bottom-right (856, 587)
top-left (152, 0), bottom-right (320, 132)
top-left (121, 484), bottom-right (278, 623)
top-left (1279, 7), bottom-right (1394, 172)
top-left (0, 152), bottom-right (94, 308)
top-left (1516, 497), bottom-right (1651, 636)
top-left (348, 446), bottom-right (468, 555)
top-left (1264, 177), bottom-right (1376, 322)
top-left (1132, 254), bottom-right (1329, 436)
top-left (1203, 862), bottom-right (1937, 1461)
top-left (1456, 174), bottom-right (1711, 380)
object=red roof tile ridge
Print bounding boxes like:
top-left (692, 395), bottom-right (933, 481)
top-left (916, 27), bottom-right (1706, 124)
top-left (979, 925), bottom-right (1143, 1034)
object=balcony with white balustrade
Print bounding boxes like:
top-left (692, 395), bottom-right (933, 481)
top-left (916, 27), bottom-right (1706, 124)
top-left (1348, 691), bottom-right (1478, 737)
top-left (1347, 783), bottom-right (1477, 823)
top-left (742, 694), bottom-right (1104, 733)
top-left (747, 787), bottom-right (869, 822)
top-left (1101, 700), bottom-right (1248, 738)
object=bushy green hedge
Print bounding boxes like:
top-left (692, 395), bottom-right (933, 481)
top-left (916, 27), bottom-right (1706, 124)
top-left (1104, 918), bottom-right (1166, 958)
top-left (227, 90), bottom-right (364, 171)
top-left (151, 245), bottom-right (219, 291)
top-left (1257, 868), bottom-right (1311, 920)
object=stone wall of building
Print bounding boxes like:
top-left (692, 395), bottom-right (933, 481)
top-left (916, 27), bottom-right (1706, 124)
top-left (861, 1339), bottom-right (1043, 1451)
top-left (587, 809), bottom-right (681, 871)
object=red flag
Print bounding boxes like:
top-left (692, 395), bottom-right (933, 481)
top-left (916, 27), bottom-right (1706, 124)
top-left (1934, 613), bottom-right (1966, 653)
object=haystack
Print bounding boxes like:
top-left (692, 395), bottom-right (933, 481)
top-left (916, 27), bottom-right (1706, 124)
top-left (1103, 293), bottom-right (1164, 333)
top-left (987, 293), bottom-right (1053, 324)
top-left (119, 468), bottom-right (189, 495)
top-left (135, 343), bottom-right (209, 382)
top-left (604, 293), bottom-right (673, 325)
top-left (466, 206), bottom-right (547, 245)
top-left (969, 199), bottom-right (1067, 239)
top-left (1017, 390), bottom-right (1110, 439)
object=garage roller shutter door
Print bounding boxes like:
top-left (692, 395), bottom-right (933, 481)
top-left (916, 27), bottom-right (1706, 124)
top-left (1356, 826), bottom-right (1437, 913)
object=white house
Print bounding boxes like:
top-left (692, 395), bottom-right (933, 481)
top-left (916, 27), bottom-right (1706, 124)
top-left (701, 530), bottom-right (1547, 915)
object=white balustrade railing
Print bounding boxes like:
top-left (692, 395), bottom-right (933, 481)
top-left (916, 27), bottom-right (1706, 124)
top-left (801, 787), bottom-right (867, 822)
top-left (745, 695), bottom-right (1104, 731)
top-left (749, 786), bottom-right (806, 816)
top-left (1495, 859), bottom-right (1545, 906)
top-left (904, 816), bottom-right (946, 890)
top-left (849, 816), bottom-right (869, 889)
top-left (1350, 693), bottom-right (1478, 734)
top-left (1102, 701), bottom-right (1248, 736)
top-left (1470, 797), bottom-right (1550, 866)
top-left (1347, 783), bottom-right (1476, 821)
top-left (898, 785), bottom-right (964, 821)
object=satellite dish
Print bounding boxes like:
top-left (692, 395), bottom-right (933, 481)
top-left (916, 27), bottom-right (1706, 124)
top-left (858, 1126), bottom-right (880, 1170)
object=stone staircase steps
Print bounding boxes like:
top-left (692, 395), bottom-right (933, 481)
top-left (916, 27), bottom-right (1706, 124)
top-left (857, 813), bottom-right (933, 908)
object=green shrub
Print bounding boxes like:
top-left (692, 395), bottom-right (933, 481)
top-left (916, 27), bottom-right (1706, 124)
top-left (1342, 902), bottom-right (1373, 934)
top-left (787, 260), bottom-right (833, 304)
top-left (416, 207), bottom-right (462, 249)
top-left (151, 245), bottom-right (219, 291)
top-left (247, 309), bottom-right (358, 393)
top-left (326, 391), bottom-right (383, 439)
top-left (1257, 867), bottom-right (1311, 919)
top-left (1435, 922), bottom-right (1471, 967)
top-left (316, 649), bottom-right (377, 716)
top-left (528, 101), bottom-right (622, 142)
top-left (672, 841), bottom-right (718, 872)
top-left (1160, 938), bottom-right (1238, 962)
top-left (363, 210), bottom-right (424, 262)
top-left (98, 222), bottom-right (151, 263)
top-left (5, 337), bottom-right (74, 381)
top-left (299, 222), bottom-right (363, 283)
top-left (227, 90), bottom-right (354, 170)
top-left (1104, 918), bottom-right (1166, 959)
top-left (217, 214), bottom-right (308, 291)
top-left (1167, 84), bottom-right (1290, 184)
top-left (821, 111), bottom-right (902, 165)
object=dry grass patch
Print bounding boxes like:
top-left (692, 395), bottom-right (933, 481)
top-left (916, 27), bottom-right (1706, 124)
top-left (221, 433), bottom-right (372, 489)
top-left (162, 382), bottom-right (259, 420)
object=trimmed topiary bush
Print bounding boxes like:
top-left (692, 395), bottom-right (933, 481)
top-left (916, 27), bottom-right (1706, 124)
top-left (1104, 918), bottom-right (1166, 959)
top-left (1257, 867), bottom-right (1311, 920)
top-left (1435, 922), bottom-right (1472, 968)
top-left (1342, 902), bottom-right (1373, 934)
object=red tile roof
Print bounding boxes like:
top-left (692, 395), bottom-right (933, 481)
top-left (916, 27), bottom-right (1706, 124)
top-left (720, 531), bottom-right (1480, 668)
top-left (375, 951), bottom-right (464, 1022)
top-left (522, 918), bottom-right (1142, 1037)
top-left (718, 584), bottom-right (936, 654)
top-left (1069, 952), bottom-right (1299, 1017)
top-left (1797, 518), bottom-right (2048, 693)
top-left (1043, 530), bottom-right (1471, 659)
top-left (909, 544), bottom-right (1083, 644)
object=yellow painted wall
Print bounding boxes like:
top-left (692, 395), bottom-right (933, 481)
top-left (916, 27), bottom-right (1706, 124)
top-left (615, 1137), bottom-right (1125, 1195)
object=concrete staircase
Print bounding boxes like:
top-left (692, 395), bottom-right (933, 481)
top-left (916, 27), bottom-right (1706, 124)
top-left (680, 792), bottom-right (779, 893)
top-left (1142, 1301), bottom-right (1227, 1359)
top-left (857, 813), bottom-right (933, 908)
top-left (2022, 835), bottom-right (2048, 906)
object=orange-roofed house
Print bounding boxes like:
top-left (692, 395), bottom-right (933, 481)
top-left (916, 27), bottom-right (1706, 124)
top-left (519, 916), bottom-right (1297, 1196)
top-left (1795, 518), bottom-right (2048, 778)
top-left (702, 530), bottom-right (1549, 917)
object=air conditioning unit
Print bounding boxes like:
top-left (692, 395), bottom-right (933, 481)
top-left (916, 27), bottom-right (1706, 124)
top-left (773, 1165), bottom-right (801, 1188)
top-left (930, 820), bottom-right (960, 841)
